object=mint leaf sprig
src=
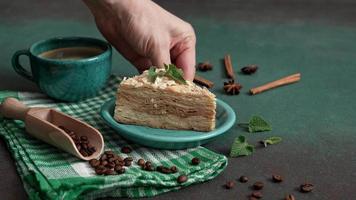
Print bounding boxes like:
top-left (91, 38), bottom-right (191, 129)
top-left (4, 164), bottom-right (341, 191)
top-left (238, 115), bottom-right (272, 133)
top-left (230, 135), bottom-right (255, 157)
top-left (147, 64), bottom-right (187, 84)
top-left (260, 136), bottom-right (282, 147)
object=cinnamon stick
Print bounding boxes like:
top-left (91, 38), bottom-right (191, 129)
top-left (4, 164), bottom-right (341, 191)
top-left (250, 73), bottom-right (301, 95)
top-left (194, 75), bottom-right (214, 88)
top-left (224, 54), bottom-right (235, 79)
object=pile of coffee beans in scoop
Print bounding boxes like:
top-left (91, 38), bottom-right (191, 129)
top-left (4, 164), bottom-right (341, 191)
top-left (58, 126), bottom-right (96, 157)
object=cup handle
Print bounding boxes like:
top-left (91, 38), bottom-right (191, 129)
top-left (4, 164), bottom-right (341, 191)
top-left (11, 49), bottom-right (34, 82)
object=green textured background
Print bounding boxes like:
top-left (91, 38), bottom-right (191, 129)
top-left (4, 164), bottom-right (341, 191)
top-left (0, 1), bottom-right (355, 199)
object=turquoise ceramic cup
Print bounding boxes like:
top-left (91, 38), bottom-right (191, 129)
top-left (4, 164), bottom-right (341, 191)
top-left (11, 37), bottom-right (112, 102)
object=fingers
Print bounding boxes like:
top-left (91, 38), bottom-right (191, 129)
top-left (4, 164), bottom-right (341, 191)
top-left (151, 47), bottom-right (171, 68)
top-left (174, 47), bottom-right (196, 81)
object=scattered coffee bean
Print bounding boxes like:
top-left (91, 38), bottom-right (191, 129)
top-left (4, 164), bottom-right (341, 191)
top-left (177, 175), bottom-right (188, 184)
top-left (225, 180), bottom-right (235, 189)
top-left (100, 154), bottom-right (107, 161)
top-left (95, 168), bottom-right (105, 175)
top-left (272, 174), bottom-right (283, 182)
top-left (137, 159), bottom-right (145, 166)
top-left (101, 160), bottom-right (108, 166)
top-left (253, 181), bottom-right (264, 190)
top-left (191, 157), bottom-right (200, 165)
top-left (144, 165), bottom-right (155, 171)
top-left (251, 191), bottom-right (263, 198)
top-left (145, 161), bottom-right (152, 167)
top-left (121, 146), bottom-right (132, 154)
top-left (58, 126), bottom-right (96, 157)
top-left (104, 169), bottom-right (116, 175)
top-left (89, 159), bottom-right (100, 167)
top-left (124, 157), bottom-right (133, 162)
top-left (239, 176), bottom-right (248, 183)
top-left (116, 167), bottom-right (125, 174)
top-left (124, 160), bottom-right (132, 167)
top-left (300, 183), bottom-right (314, 193)
top-left (156, 165), bottom-right (163, 172)
top-left (197, 62), bottom-right (213, 71)
top-left (241, 64), bottom-right (258, 75)
top-left (285, 194), bottom-right (296, 200)
top-left (115, 160), bottom-right (124, 166)
top-left (107, 162), bottom-right (115, 168)
top-left (170, 166), bottom-right (178, 173)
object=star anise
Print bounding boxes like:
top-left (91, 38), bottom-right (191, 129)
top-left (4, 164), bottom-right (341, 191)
top-left (224, 80), bottom-right (242, 95)
top-left (197, 61), bottom-right (213, 71)
top-left (241, 64), bottom-right (258, 74)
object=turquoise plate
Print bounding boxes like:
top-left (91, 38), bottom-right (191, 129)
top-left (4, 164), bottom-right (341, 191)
top-left (100, 98), bottom-right (236, 149)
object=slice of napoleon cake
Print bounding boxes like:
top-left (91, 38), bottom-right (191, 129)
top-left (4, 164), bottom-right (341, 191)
top-left (114, 64), bottom-right (216, 132)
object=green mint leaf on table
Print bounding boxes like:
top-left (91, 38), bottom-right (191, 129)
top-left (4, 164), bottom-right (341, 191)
top-left (164, 64), bottom-right (187, 84)
top-left (260, 136), bottom-right (282, 147)
top-left (148, 67), bottom-right (158, 83)
top-left (230, 135), bottom-right (255, 157)
top-left (248, 116), bottom-right (272, 133)
top-left (239, 115), bottom-right (272, 133)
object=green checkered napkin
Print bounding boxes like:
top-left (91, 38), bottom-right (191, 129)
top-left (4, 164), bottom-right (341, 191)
top-left (0, 76), bottom-right (227, 200)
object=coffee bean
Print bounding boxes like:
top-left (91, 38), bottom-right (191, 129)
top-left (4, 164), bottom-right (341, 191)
top-left (285, 194), bottom-right (296, 200)
top-left (115, 160), bottom-right (125, 166)
top-left (79, 149), bottom-right (88, 157)
top-left (107, 162), bottom-right (115, 168)
top-left (100, 154), bottom-right (107, 161)
top-left (114, 165), bottom-right (123, 171)
top-left (272, 174), bottom-right (283, 182)
top-left (80, 136), bottom-right (88, 141)
top-left (88, 147), bottom-right (96, 154)
top-left (108, 157), bottom-right (116, 163)
top-left (137, 159), bottom-right (145, 166)
top-left (145, 161), bottom-right (152, 168)
top-left (95, 168), bottom-right (105, 175)
top-left (121, 146), bottom-right (132, 154)
top-left (251, 191), bottom-right (263, 198)
top-left (170, 166), bottom-right (178, 173)
top-left (124, 160), bottom-right (132, 167)
top-left (89, 159), bottom-right (100, 167)
top-left (106, 154), bottom-right (114, 158)
top-left (124, 157), bottom-right (133, 162)
top-left (104, 150), bottom-right (114, 155)
top-left (300, 183), bottom-right (314, 193)
top-left (161, 167), bottom-right (172, 174)
top-left (225, 181), bottom-right (235, 189)
top-left (239, 176), bottom-right (248, 183)
top-left (191, 157), bottom-right (200, 165)
top-left (144, 165), bottom-right (154, 171)
top-left (116, 167), bottom-right (125, 174)
top-left (253, 181), bottom-right (264, 190)
top-left (104, 169), bottom-right (116, 175)
top-left (156, 165), bottom-right (163, 172)
top-left (96, 165), bottom-right (106, 170)
top-left (101, 160), bottom-right (108, 166)
top-left (116, 156), bottom-right (123, 161)
top-left (177, 175), bottom-right (188, 183)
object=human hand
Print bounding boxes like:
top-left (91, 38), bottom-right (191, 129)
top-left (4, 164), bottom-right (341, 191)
top-left (83, 0), bottom-right (196, 80)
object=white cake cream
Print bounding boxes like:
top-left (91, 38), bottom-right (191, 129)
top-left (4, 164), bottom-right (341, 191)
top-left (114, 67), bottom-right (216, 132)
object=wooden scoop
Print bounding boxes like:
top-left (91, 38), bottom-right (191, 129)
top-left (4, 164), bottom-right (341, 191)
top-left (0, 97), bottom-right (104, 160)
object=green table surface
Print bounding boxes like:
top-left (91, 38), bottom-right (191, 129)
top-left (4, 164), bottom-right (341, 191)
top-left (0, 1), bottom-right (355, 199)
